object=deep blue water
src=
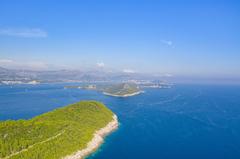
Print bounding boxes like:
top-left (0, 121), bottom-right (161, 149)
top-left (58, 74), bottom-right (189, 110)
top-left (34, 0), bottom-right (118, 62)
top-left (1, 84), bottom-right (240, 159)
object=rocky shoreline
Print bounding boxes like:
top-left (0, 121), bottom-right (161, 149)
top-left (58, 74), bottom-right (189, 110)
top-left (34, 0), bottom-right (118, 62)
top-left (64, 115), bottom-right (118, 159)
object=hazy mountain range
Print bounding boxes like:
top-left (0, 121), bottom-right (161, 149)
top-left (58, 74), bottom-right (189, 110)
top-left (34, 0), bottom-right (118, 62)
top-left (0, 66), bottom-right (170, 84)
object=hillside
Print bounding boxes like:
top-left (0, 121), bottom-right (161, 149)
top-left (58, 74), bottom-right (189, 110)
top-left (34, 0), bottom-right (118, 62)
top-left (0, 101), bottom-right (116, 159)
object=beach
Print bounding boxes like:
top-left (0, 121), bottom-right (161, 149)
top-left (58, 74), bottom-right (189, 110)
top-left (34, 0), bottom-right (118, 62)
top-left (64, 115), bottom-right (118, 159)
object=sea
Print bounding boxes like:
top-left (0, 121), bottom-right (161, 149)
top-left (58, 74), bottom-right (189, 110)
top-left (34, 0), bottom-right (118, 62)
top-left (1, 83), bottom-right (240, 159)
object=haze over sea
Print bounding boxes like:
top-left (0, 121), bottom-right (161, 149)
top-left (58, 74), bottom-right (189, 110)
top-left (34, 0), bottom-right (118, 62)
top-left (1, 83), bottom-right (240, 159)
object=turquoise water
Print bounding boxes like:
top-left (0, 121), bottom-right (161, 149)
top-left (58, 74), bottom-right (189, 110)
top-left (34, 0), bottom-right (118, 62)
top-left (1, 84), bottom-right (240, 159)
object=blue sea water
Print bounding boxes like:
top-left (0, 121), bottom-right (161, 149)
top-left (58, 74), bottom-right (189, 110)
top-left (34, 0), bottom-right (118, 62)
top-left (1, 84), bottom-right (240, 159)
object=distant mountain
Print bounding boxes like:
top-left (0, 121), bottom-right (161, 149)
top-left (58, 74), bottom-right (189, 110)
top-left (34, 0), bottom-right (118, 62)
top-left (0, 67), bottom-right (8, 71)
top-left (0, 67), bottom-right (169, 84)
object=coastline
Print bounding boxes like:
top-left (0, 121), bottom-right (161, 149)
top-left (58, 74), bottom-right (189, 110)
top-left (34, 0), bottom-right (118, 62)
top-left (103, 91), bottom-right (143, 97)
top-left (64, 115), bottom-right (119, 159)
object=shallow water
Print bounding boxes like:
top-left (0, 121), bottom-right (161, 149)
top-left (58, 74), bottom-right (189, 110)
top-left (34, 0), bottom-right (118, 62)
top-left (1, 84), bottom-right (240, 159)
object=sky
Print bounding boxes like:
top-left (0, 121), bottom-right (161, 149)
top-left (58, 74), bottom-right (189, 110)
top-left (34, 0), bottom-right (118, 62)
top-left (0, 0), bottom-right (240, 80)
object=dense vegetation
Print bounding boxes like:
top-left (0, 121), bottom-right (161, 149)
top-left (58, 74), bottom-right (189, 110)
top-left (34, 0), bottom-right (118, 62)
top-left (0, 101), bottom-right (114, 159)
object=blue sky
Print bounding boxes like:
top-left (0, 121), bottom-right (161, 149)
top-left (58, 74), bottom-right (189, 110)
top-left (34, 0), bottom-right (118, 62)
top-left (0, 0), bottom-right (239, 79)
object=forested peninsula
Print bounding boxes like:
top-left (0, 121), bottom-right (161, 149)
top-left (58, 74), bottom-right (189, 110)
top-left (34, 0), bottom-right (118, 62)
top-left (0, 101), bottom-right (118, 159)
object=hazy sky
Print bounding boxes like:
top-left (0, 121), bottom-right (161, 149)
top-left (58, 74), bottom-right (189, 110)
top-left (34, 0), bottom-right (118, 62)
top-left (0, 0), bottom-right (239, 78)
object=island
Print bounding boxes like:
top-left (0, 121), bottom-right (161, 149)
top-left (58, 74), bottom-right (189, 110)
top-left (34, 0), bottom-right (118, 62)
top-left (102, 83), bottom-right (143, 97)
top-left (0, 101), bottom-right (118, 159)
top-left (64, 83), bottom-right (143, 97)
